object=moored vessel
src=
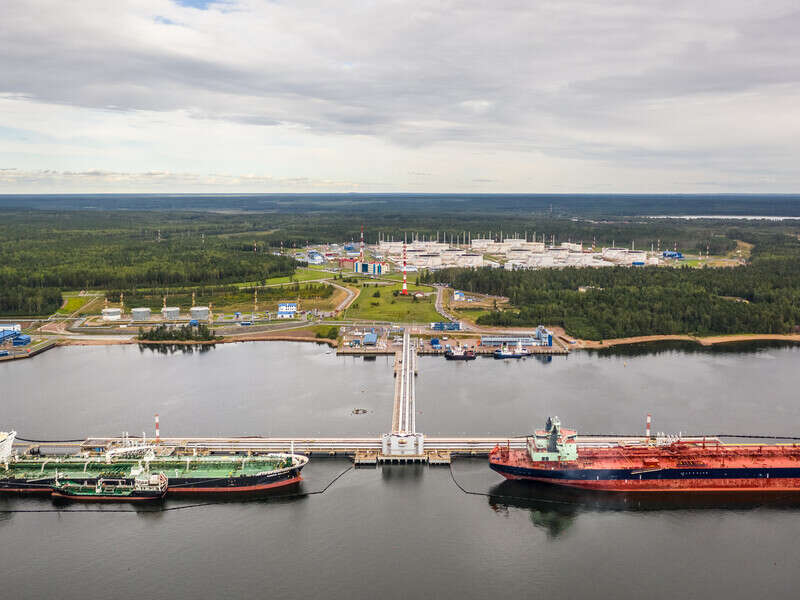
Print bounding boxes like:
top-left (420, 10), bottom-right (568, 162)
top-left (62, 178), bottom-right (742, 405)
top-left (493, 341), bottom-right (529, 359)
top-left (490, 416), bottom-right (800, 493)
top-left (444, 345), bottom-right (476, 360)
top-left (51, 471), bottom-right (168, 502)
top-left (1, 431), bottom-right (308, 496)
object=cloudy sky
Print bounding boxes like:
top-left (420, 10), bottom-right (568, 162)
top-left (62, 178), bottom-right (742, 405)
top-left (1, 0), bottom-right (799, 193)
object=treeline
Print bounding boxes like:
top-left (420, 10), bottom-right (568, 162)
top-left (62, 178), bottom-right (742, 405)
top-left (0, 286), bottom-right (62, 316)
top-left (109, 283), bottom-right (333, 311)
top-left (424, 235), bottom-right (800, 340)
top-left (0, 238), bottom-right (295, 290)
top-left (138, 324), bottom-right (217, 342)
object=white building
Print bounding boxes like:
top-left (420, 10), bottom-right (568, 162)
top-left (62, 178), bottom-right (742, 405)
top-left (277, 302), bottom-right (298, 319)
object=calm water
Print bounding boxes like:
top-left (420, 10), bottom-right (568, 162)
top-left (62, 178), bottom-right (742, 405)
top-left (2, 341), bottom-right (800, 599)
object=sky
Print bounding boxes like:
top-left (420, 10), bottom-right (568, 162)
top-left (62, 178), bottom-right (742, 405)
top-left (1, 0), bottom-right (799, 193)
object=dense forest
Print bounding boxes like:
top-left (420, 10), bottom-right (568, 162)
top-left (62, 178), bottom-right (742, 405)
top-left (1, 202), bottom-right (799, 318)
top-left (0, 212), bottom-right (297, 314)
top-left (424, 234), bottom-right (800, 339)
top-left (138, 323), bottom-right (217, 342)
top-left (110, 283), bottom-right (333, 311)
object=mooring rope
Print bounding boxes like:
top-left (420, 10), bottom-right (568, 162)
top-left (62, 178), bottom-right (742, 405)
top-left (447, 463), bottom-right (578, 506)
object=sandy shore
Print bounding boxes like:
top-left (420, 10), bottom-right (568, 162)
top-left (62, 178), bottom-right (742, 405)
top-left (577, 333), bottom-right (800, 349)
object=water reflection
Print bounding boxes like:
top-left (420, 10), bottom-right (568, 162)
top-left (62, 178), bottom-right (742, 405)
top-left (586, 339), bottom-right (800, 358)
top-left (380, 463), bottom-right (426, 484)
top-left (487, 479), bottom-right (800, 538)
top-left (137, 343), bottom-right (216, 355)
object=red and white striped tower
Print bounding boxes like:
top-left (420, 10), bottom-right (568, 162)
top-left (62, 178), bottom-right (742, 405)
top-left (359, 224), bottom-right (365, 263)
top-left (155, 414), bottom-right (160, 444)
top-left (646, 413), bottom-right (652, 441)
top-left (401, 233), bottom-right (408, 295)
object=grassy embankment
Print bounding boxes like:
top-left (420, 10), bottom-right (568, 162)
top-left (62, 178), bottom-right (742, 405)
top-left (344, 282), bottom-right (442, 322)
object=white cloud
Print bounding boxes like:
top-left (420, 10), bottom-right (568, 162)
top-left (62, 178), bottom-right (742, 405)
top-left (0, 0), bottom-right (799, 192)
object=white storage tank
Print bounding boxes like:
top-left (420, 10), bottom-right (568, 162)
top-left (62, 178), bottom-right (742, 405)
top-left (101, 308), bottom-right (122, 321)
top-left (190, 306), bottom-right (210, 321)
top-left (161, 306), bottom-right (180, 321)
top-left (131, 307), bottom-right (151, 321)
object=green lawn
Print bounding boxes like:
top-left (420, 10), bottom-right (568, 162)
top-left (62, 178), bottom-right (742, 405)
top-left (236, 268), bottom-right (334, 288)
top-left (56, 295), bottom-right (95, 315)
top-left (453, 307), bottom-right (492, 323)
top-left (345, 282), bottom-right (442, 323)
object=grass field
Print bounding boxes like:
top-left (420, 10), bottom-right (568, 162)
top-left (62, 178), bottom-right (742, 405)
top-left (344, 282), bottom-right (442, 322)
top-left (452, 307), bottom-right (492, 323)
top-left (56, 295), bottom-right (95, 315)
top-left (236, 268), bottom-right (334, 288)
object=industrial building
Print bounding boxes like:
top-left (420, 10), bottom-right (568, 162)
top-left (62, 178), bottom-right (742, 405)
top-left (131, 307), bottom-right (151, 321)
top-left (101, 307), bottom-right (122, 321)
top-left (481, 327), bottom-right (553, 347)
top-left (161, 306), bottom-right (180, 320)
top-left (353, 261), bottom-right (390, 275)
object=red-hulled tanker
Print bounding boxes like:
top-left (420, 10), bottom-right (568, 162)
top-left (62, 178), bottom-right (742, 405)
top-left (489, 417), bottom-right (800, 492)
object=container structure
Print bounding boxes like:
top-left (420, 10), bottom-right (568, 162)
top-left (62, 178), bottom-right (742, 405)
top-left (161, 306), bottom-right (180, 321)
top-left (12, 334), bottom-right (31, 346)
top-left (131, 307), bottom-right (151, 321)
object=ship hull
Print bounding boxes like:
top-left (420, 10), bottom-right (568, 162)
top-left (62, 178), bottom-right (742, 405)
top-left (445, 354), bottom-right (476, 361)
top-left (490, 461), bottom-right (800, 492)
top-left (165, 469), bottom-right (302, 495)
top-left (1, 467), bottom-right (304, 496)
top-left (51, 490), bottom-right (165, 502)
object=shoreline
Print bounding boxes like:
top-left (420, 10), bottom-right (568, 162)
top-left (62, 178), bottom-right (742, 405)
top-left (56, 333), bottom-right (338, 348)
top-left (15, 330), bottom-right (800, 356)
top-left (575, 333), bottom-right (800, 349)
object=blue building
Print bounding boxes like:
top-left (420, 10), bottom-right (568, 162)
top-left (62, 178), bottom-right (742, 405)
top-left (353, 261), bottom-right (389, 275)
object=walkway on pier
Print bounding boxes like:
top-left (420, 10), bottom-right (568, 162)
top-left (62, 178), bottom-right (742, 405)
top-left (391, 330), bottom-right (417, 434)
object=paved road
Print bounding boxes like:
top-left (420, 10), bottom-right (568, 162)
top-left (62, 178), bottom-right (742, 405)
top-left (331, 281), bottom-right (358, 312)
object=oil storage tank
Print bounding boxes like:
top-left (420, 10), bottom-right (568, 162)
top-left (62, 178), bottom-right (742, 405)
top-left (131, 307), bottom-right (151, 321)
top-left (190, 306), bottom-right (210, 321)
top-left (161, 306), bottom-right (180, 321)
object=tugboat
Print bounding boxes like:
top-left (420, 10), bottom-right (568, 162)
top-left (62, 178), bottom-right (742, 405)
top-left (493, 340), bottom-right (530, 359)
top-left (444, 345), bottom-right (476, 361)
top-left (51, 471), bottom-right (168, 502)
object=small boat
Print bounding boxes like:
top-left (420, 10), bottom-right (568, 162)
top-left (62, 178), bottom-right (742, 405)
top-left (51, 472), bottom-right (168, 502)
top-left (445, 345), bottom-right (476, 361)
top-left (493, 341), bottom-right (530, 359)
